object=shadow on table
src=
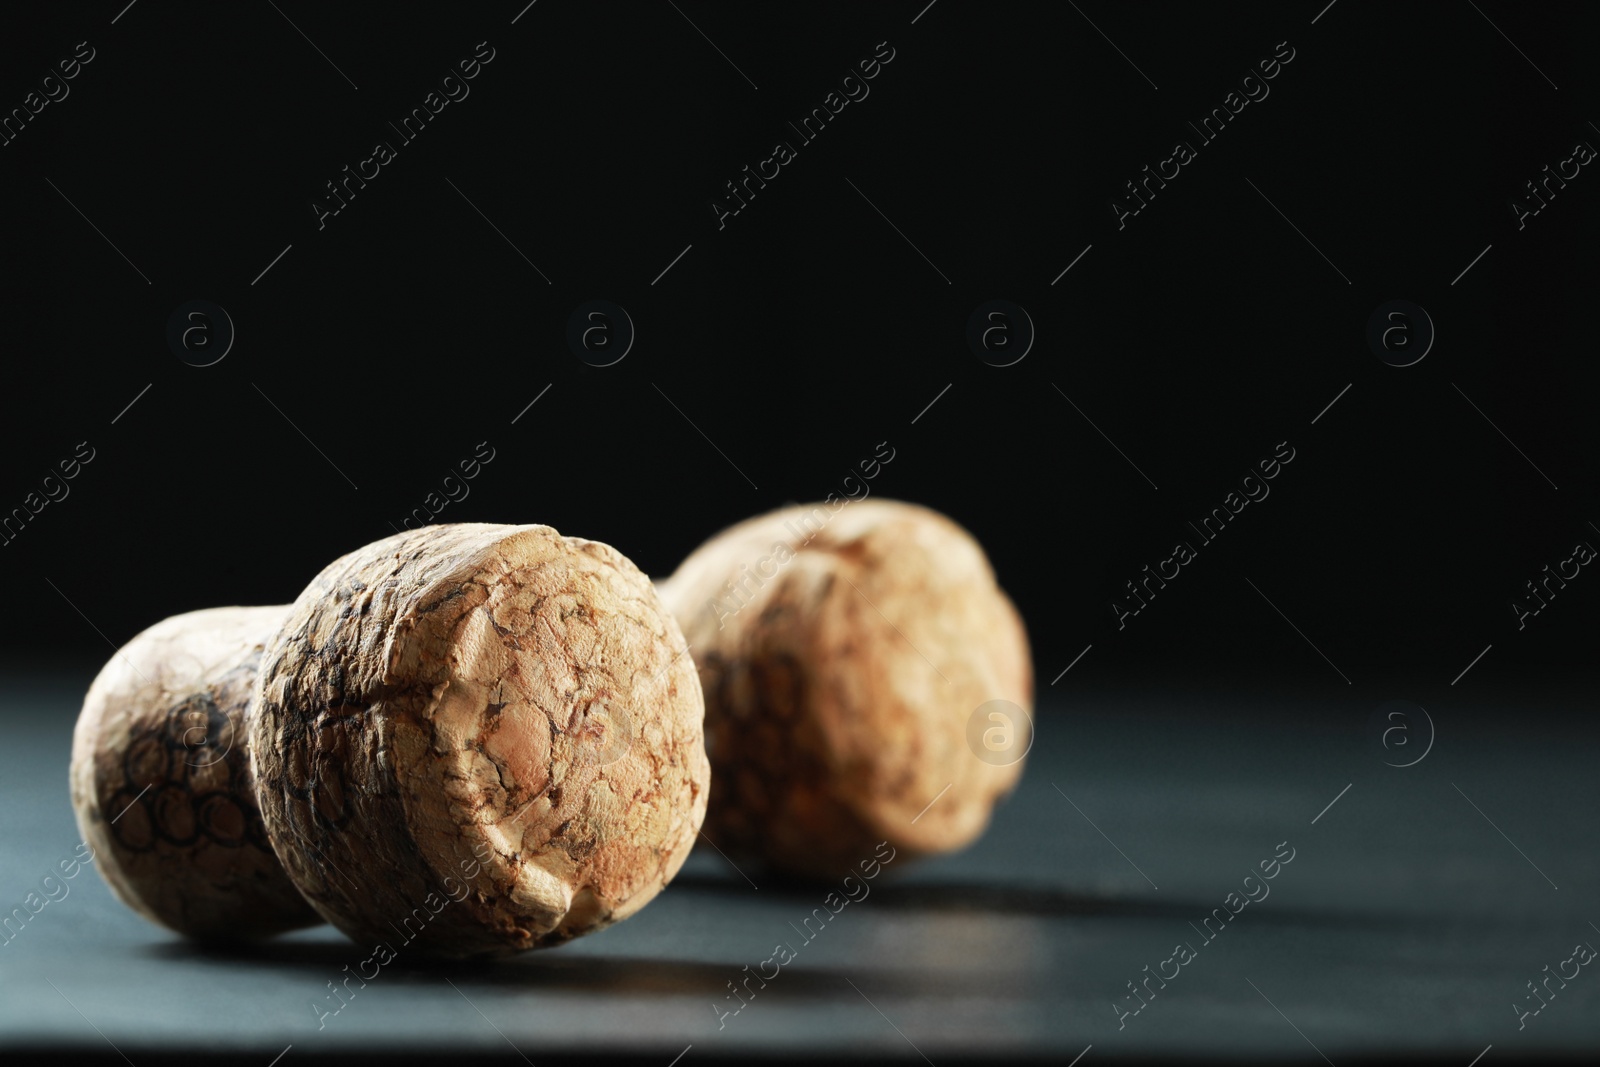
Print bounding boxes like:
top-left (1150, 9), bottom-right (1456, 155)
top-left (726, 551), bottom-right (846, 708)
top-left (136, 874), bottom-right (1456, 1003)
top-left (139, 939), bottom-right (966, 999)
top-left (670, 872), bottom-right (1461, 931)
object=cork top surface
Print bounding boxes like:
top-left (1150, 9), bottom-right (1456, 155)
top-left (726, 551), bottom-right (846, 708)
top-left (252, 523), bottom-right (708, 956)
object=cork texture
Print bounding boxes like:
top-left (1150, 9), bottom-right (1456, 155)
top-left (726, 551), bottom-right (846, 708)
top-left (69, 605), bottom-right (320, 939)
top-left (658, 500), bottom-right (1032, 875)
top-left (250, 523), bottom-right (708, 958)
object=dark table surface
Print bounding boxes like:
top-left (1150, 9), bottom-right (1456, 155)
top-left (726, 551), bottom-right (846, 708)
top-left (3, 670), bottom-right (1597, 1064)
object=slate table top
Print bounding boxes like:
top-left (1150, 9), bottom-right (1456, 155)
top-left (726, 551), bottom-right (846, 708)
top-left (3, 671), bottom-right (1596, 1064)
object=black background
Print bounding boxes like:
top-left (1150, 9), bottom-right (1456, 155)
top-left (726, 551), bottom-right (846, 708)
top-left (3, 0), bottom-right (1596, 707)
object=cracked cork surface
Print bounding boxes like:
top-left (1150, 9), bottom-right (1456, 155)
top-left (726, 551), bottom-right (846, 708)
top-left (250, 523), bottom-right (708, 958)
top-left (658, 500), bottom-right (1032, 877)
top-left (69, 605), bottom-right (321, 939)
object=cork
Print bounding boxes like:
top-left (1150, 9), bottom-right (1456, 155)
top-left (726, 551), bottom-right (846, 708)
top-left (68, 605), bottom-right (321, 939)
top-left (657, 500), bottom-right (1032, 876)
top-left (250, 523), bottom-right (709, 958)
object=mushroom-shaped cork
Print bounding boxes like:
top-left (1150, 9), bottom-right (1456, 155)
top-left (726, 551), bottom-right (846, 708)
top-left (250, 523), bottom-right (708, 958)
top-left (657, 500), bottom-right (1032, 877)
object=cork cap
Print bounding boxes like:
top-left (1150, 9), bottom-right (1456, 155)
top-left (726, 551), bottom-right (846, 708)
top-left (660, 500), bottom-right (1032, 876)
top-left (251, 523), bottom-right (708, 957)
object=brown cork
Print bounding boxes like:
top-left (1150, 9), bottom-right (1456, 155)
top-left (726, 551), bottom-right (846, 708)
top-left (657, 500), bottom-right (1032, 876)
top-left (250, 523), bottom-right (708, 958)
top-left (68, 606), bottom-right (321, 939)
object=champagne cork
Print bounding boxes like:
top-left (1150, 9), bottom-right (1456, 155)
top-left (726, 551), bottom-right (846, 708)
top-left (250, 523), bottom-right (709, 958)
top-left (69, 605), bottom-right (320, 939)
top-left (658, 500), bottom-right (1032, 876)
